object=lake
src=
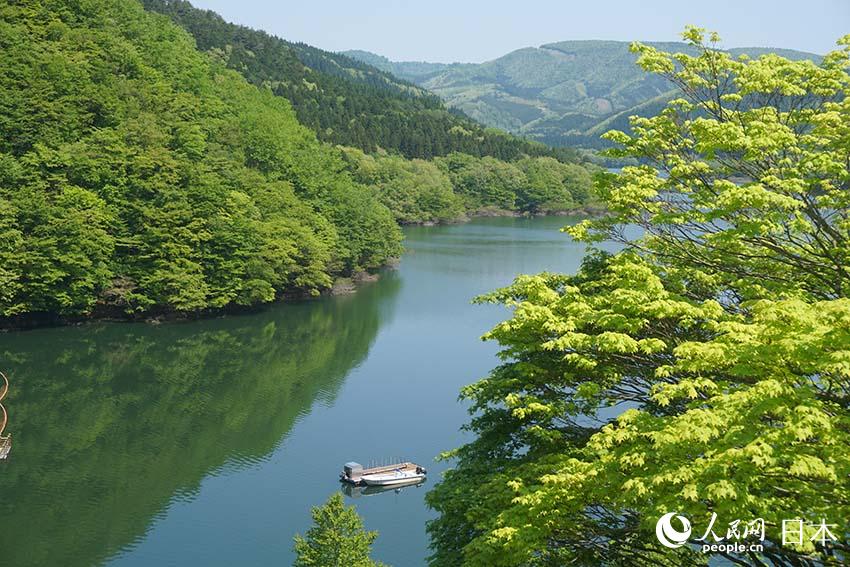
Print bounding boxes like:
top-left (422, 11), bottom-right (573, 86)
top-left (0, 216), bottom-right (600, 567)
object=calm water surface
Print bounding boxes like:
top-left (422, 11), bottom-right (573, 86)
top-left (0, 216), bottom-right (600, 567)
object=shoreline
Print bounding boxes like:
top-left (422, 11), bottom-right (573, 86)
top-left (0, 210), bottom-right (602, 332)
top-left (0, 266), bottom-right (394, 332)
top-left (398, 206), bottom-right (606, 226)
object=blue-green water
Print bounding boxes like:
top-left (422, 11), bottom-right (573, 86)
top-left (0, 216), bottom-right (596, 567)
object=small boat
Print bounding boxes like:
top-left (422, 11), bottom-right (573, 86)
top-left (361, 468), bottom-right (426, 486)
top-left (340, 460), bottom-right (427, 485)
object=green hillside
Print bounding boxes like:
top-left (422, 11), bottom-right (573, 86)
top-left (139, 0), bottom-right (597, 225)
top-left (142, 0), bottom-right (573, 161)
top-left (0, 0), bottom-right (402, 322)
top-left (346, 41), bottom-right (819, 148)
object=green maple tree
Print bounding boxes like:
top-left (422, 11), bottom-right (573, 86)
top-left (427, 27), bottom-right (850, 567)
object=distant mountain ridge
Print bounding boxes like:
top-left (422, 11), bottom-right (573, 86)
top-left (144, 0), bottom-right (574, 161)
top-left (345, 41), bottom-right (819, 148)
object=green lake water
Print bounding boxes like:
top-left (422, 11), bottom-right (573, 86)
top-left (0, 216), bottom-right (602, 567)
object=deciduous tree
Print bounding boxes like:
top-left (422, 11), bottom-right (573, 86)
top-left (428, 28), bottom-right (850, 567)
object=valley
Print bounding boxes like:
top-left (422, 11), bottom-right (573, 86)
top-left (347, 42), bottom-right (819, 148)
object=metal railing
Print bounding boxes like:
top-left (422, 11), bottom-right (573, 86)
top-left (0, 370), bottom-right (8, 436)
top-left (0, 371), bottom-right (11, 459)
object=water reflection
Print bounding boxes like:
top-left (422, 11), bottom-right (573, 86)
top-left (341, 479), bottom-right (428, 499)
top-left (0, 273), bottom-right (400, 567)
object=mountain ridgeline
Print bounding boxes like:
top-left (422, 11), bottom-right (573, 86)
top-left (347, 42), bottom-right (820, 148)
top-left (142, 0), bottom-right (577, 162)
top-left (0, 0), bottom-right (402, 322)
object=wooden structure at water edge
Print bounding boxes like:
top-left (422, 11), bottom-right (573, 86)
top-left (0, 371), bottom-right (11, 460)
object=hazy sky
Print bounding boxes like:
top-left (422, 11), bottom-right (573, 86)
top-left (190, 0), bottom-right (849, 63)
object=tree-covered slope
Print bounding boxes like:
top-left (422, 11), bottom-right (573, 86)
top-left (346, 41), bottom-right (819, 148)
top-left (142, 0), bottom-right (572, 162)
top-left (137, 0), bottom-right (597, 226)
top-left (0, 0), bottom-right (402, 322)
top-left (339, 147), bottom-right (599, 224)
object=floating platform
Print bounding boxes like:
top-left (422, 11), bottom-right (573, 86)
top-left (340, 461), bottom-right (427, 486)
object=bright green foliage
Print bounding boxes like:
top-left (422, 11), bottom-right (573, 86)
top-left (293, 493), bottom-right (385, 567)
top-left (574, 28), bottom-right (850, 300)
top-left (369, 155), bottom-right (465, 225)
top-left (431, 255), bottom-right (850, 566)
top-left (428, 30), bottom-right (850, 567)
top-left (515, 157), bottom-right (595, 212)
top-left (438, 153), bottom-right (597, 214)
top-left (0, 0), bottom-right (401, 319)
top-left (342, 148), bottom-right (465, 224)
top-left (342, 149), bottom-right (598, 223)
top-left (437, 153), bottom-right (525, 211)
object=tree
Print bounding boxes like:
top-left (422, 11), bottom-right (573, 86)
top-left (440, 155), bottom-right (526, 211)
top-left (515, 157), bottom-right (596, 213)
top-left (0, 0), bottom-right (402, 321)
top-left (575, 27), bottom-right (850, 301)
top-left (293, 493), bottom-right (384, 567)
top-left (343, 151), bottom-right (465, 224)
top-left (427, 29), bottom-right (850, 567)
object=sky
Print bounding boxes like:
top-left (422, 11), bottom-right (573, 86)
top-left (189, 0), bottom-right (849, 63)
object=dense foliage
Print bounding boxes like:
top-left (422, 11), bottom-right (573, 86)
top-left (340, 148), bottom-right (464, 224)
top-left (0, 0), bottom-right (402, 320)
top-left (341, 148), bottom-right (598, 224)
top-left (294, 493), bottom-right (384, 567)
top-left (141, 0), bottom-right (599, 227)
top-left (348, 42), bottom-right (818, 149)
top-left (142, 0), bottom-right (578, 162)
top-left (428, 29), bottom-right (850, 566)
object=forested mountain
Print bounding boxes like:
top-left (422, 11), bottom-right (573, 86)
top-left (347, 41), bottom-right (819, 148)
top-left (139, 0), bottom-right (598, 225)
top-left (0, 0), bottom-right (402, 322)
top-left (142, 0), bottom-right (574, 161)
